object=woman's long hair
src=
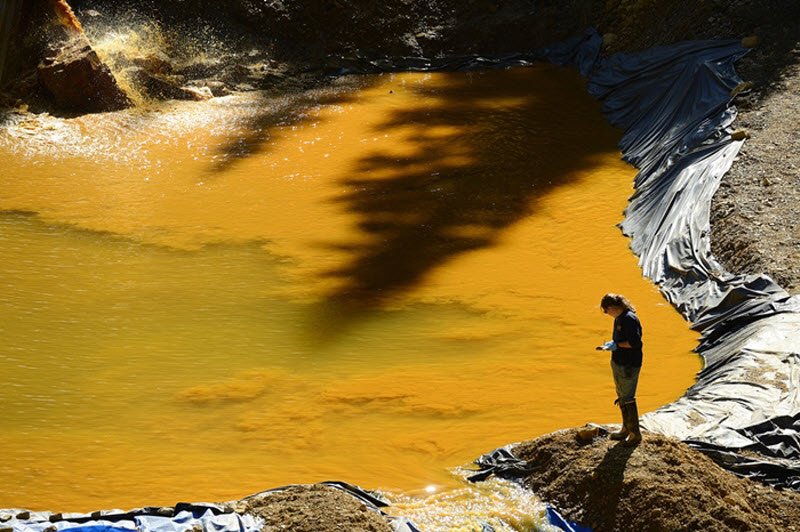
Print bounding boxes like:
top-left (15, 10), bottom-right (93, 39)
top-left (600, 293), bottom-right (636, 313)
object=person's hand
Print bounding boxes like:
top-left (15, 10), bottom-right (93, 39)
top-left (596, 340), bottom-right (617, 351)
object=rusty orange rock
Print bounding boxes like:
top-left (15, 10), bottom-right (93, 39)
top-left (49, 0), bottom-right (82, 35)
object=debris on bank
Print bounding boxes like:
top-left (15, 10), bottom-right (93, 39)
top-left (0, 483), bottom-right (419, 532)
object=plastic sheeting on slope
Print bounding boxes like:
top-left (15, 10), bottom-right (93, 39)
top-left (586, 37), bottom-right (800, 490)
top-left (0, 503), bottom-right (261, 532)
top-left (459, 31), bottom-right (800, 490)
top-left (322, 27), bottom-right (603, 77)
top-left (0, 482), bottom-right (419, 532)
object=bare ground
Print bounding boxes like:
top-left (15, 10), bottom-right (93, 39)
top-left (710, 49), bottom-right (800, 295)
top-left (514, 428), bottom-right (800, 532)
top-left (233, 485), bottom-right (394, 532)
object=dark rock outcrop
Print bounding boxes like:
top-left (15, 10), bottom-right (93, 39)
top-left (37, 34), bottom-right (131, 112)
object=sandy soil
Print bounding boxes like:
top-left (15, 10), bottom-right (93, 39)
top-left (233, 485), bottom-right (394, 532)
top-left (514, 428), bottom-right (800, 532)
top-left (710, 50), bottom-right (800, 294)
top-left (227, 427), bottom-right (800, 531)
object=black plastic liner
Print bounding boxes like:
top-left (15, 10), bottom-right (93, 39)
top-left (322, 28), bottom-right (603, 77)
top-left (318, 27), bottom-right (800, 491)
top-left (589, 36), bottom-right (800, 490)
top-left (425, 30), bottom-right (800, 490)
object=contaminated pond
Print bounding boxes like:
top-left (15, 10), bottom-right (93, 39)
top-left (0, 65), bottom-right (699, 525)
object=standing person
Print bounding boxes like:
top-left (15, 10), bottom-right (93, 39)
top-left (597, 293), bottom-right (643, 446)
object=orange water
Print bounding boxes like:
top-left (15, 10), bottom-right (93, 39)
top-left (0, 65), bottom-right (699, 512)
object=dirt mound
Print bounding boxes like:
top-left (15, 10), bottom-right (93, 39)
top-left (513, 428), bottom-right (800, 532)
top-left (710, 47), bottom-right (800, 295)
top-left (236, 484), bottom-right (393, 532)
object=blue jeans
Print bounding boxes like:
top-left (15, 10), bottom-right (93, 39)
top-left (611, 360), bottom-right (640, 402)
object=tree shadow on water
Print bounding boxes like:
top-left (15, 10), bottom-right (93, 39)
top-left (310, 66), bottom-right (626, 340)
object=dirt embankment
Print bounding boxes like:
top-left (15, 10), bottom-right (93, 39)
top-left (225, 428), bottom-right (800, 532)
top-left (513, 429), bottom-right (800, 532)
top-left (710, 55), bottom-right (800, 294)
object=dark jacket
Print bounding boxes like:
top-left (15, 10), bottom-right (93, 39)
top-left (612, 309), bottom-right (643, 367)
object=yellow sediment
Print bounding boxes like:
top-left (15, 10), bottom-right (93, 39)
top-left (0, 66), bottom-right (699, 511)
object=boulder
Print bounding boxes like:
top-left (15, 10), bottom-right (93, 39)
top-left (132, 52), bottom-right (174, 75)
top-left (129, 67), bottom-right (215, 101)
top-left (186, 79), bottom-right (230, 97)
top-left (37, 35), bottom-right (130, 112)
top-left (203, 80), bottom-right (230, 97)
top-left (129, 67), bottom-right (185, 99)
top-left (180, 85), bottom-right (214, 100)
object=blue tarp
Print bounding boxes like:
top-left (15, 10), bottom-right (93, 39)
top-left (1, 506), bottom-right (261, 532)
top-left (47, 527), bottom-right (131, 532)
top-left (0, 483), bottom-right (420, 532)
top-left (546, 507), bottom-right (594, 532)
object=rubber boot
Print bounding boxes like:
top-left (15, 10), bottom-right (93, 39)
top-left (609, 402), bottom-right (629, 441)
top-left (622, 400), bottom-right (642, 447)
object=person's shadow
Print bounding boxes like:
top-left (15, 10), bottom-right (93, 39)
top-left (591, 442), bottom-right (636, 523)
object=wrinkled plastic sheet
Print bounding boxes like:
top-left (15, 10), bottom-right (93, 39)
top-left (0, 483), bottom-right (419, 532)
top-left (324, 28), bottom-right (603, 77)
top-left (586, 36), bottom-right (800, 490)
top-left (452, 30), bottom-right (800, 491)
top-left (0, 504), bottom-right (260, 532)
